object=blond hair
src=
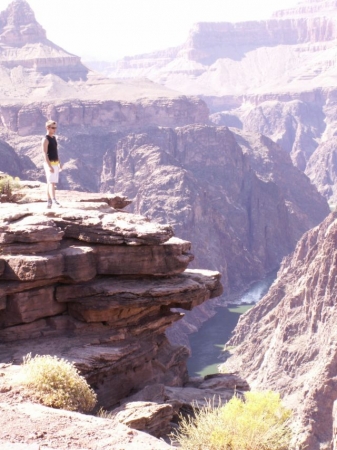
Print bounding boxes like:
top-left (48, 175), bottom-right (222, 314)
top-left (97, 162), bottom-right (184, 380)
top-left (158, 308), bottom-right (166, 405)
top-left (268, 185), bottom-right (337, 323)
top-left (45, 120), bottom-right (57, 128)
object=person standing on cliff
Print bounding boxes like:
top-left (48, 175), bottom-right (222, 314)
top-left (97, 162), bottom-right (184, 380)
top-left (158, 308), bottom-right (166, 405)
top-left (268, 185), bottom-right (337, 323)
top-left (42, 120), bottom-right (62, 208)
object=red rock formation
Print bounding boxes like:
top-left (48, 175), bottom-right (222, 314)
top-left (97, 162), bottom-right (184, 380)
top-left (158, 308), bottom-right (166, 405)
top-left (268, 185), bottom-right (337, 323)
top-left (226, 212), bottom-right (337, 449)
top-left (0, 194), bottom-right (222, 409)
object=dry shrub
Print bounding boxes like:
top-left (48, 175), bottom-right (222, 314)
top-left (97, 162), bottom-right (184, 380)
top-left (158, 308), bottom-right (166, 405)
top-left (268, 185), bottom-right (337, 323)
top-left (0, 175), bottom-right (20, 202)
top-left (97, 407), bottom-right (114, 419)
top-left (171, 391), bottom-right (292, 450)
top-left (21, 354), bottom-right (97, 413)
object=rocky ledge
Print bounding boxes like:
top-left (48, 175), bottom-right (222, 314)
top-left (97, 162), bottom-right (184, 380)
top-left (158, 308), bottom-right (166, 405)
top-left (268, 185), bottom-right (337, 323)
top-left (0, 190), bottom-right (233, 447)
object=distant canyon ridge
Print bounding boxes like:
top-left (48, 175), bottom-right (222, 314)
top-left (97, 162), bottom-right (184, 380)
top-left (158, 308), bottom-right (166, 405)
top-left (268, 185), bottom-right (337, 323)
top-left (88, 0), bottom-right (337, 204)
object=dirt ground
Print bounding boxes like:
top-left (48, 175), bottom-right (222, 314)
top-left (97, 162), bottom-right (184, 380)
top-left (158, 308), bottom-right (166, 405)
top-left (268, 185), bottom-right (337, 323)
top-left (0, 364), bottom-right (171, 450)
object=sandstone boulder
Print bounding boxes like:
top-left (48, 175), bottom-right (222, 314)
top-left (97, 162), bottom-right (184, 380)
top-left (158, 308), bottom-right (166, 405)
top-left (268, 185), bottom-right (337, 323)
top-left (94, 237), bottom-right (193, 277)
top-left (1, 246), bottom-right (96, 283)
top-left (0, 214), bottom-right (63, 246)
top-left (195, 373), bottom-right (250, 391)
top-left (52, 210), bottom-right (174, 245)
top-left (111, 401), bottom-right (174, 438)
top-left (1, 253), bottom-right (64, 282)
top-left (120, 373), bottom-right (250, 420)
top-left (164, 385), bottom-right (239, 411)
top-left (2, 287), bottom-right (66, 327)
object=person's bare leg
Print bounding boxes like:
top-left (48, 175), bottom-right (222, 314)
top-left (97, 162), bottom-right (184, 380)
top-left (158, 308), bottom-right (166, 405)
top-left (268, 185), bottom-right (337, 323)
top-left (47, 183), bottom-right (51, 200)
top-left (49, 183), bottom-right (56, 200)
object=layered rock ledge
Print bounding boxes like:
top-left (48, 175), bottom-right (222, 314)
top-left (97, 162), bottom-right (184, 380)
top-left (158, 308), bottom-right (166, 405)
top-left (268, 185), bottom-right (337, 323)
top-left (0, 194), bottom-right (223, 412)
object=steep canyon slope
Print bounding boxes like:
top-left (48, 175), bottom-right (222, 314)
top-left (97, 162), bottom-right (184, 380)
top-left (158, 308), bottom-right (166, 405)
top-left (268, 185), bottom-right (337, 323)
top-left (227, 212), bottom-right (337, 450)
top-left (101, 125), bottom-right (328, 291)
top-left (94, 0), bottom-right (337, 203)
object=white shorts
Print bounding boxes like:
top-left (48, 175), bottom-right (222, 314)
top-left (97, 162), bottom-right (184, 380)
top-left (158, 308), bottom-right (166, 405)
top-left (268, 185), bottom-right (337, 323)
top-left (44, 162), bottom-right (60, 183)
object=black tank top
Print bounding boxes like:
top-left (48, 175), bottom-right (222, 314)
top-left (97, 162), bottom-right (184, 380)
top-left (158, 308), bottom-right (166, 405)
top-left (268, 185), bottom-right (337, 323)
top-left (46, 135), bottom-right (59, 162)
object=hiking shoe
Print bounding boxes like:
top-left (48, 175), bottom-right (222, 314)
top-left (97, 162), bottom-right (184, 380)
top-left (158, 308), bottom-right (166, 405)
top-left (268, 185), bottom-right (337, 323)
top-left (52, 199), bottom-right (61, 207)
top-left (47, 200), bottom-right (52, 209)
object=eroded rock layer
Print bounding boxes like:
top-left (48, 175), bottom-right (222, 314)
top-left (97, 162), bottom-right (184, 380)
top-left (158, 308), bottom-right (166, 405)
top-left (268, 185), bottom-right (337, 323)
top-left (227, 212), bottom-right (337, 450)
top-left (0, 195), bottom-right (222, 409)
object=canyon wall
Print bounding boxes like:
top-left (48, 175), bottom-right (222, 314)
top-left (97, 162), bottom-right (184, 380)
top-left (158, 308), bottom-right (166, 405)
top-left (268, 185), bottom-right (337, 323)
top-left (227, 212), bottom-right (337, 449)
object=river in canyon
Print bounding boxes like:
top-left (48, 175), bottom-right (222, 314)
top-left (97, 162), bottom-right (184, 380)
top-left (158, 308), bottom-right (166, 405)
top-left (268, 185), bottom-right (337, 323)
top-left (187, 273), bottom-right (276, 377)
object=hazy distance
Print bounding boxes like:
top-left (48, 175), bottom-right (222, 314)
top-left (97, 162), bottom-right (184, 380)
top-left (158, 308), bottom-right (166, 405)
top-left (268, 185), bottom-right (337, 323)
top-left (0, 0), bottom-right (300, 60)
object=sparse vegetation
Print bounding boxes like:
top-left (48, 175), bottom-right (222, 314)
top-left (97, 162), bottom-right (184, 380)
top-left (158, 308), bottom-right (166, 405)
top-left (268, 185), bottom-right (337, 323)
top-left (170, 391), bottom-right (292, 450)
top-left (0, 175), bottom-right (20, 202)
top-left (21, 354), bottom-right (97, 412)
top-left (97, 407), bottom-right (114, 419)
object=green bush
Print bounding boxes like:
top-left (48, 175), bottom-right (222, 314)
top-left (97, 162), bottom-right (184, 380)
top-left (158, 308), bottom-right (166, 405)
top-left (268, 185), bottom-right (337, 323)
top-left (171, 391), bottom-right (292, 450)
top-left (21, 354), bottom-right (97, 413)
top-left (0, 175), bottom-right (20, 202)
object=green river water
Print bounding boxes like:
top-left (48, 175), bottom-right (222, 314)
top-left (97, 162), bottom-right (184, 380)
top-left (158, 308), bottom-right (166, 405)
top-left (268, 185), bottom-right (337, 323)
top-left (187, 275), bottom-right (276, 377)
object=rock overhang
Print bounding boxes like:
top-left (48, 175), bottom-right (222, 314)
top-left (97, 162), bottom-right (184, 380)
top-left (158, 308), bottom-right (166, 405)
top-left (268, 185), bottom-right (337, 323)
top-left (0, 189), bottom-right (223, 407)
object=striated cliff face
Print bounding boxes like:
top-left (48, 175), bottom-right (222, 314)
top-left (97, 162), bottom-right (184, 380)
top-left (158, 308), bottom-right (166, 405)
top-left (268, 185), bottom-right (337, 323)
top-left (227, 212), bottom-right (337, 449)
top-left (101, 125), bottom-right (329, 292)
top-left (0, 97), bottom-right (209, 137)
top-left (228, 91), bottom-right (337, 190)
top-left (0, 192), bottom-right (222, 410)
top-left (305, 136), bottom-right (337, 204)
top-left (273, 0), bottom-right (337, 18)
top-left (179, 15), bottom-right (337, 65)
top-left (237, 99), bottom-right (326, 171)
